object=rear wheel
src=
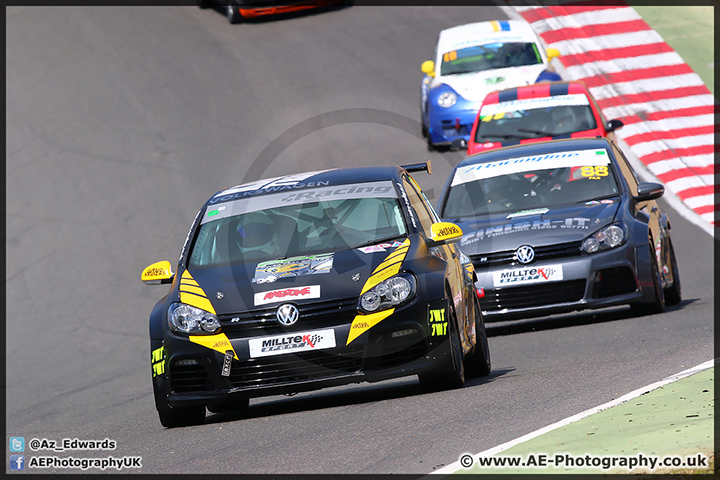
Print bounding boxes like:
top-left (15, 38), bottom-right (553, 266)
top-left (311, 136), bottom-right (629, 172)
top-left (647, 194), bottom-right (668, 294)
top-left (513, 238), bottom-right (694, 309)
top-left (419, 299), bottom-right (465, 391)
top-left (631, 238), bottom-right (665, 316)
top-left (663, 237), bottom-right (682, 306)
top-left (196, 0), bottom-right (212, 8)
top-left (158, 405), bottom-right (206, 428)
top-left (465, 297), bottom-right (491, 377)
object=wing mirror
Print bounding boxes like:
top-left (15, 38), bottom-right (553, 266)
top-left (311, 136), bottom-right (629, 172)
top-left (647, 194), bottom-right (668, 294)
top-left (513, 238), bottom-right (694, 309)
top-left (546, 48), bottom-right (560, 60)
top-left (634, 182), bottom-right (664, 202)
top-left (141, 260), bottom-right (174, 285)
top-left (451, 138), bottom-right (467, 149)
top-left (426, 221), bottom-right (463, 247)
top-left (606, 119), bottom-right (624, 132)
top-left (421, 60), bottom-right (435, 78)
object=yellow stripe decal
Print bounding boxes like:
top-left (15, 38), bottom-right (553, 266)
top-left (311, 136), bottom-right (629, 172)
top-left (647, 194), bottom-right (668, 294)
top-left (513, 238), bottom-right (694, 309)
top-left (179, 270), bottom-right (215, 314)
top-left (352, 238), bottom-right (411, 341)
top-left (346, 309), bottom-right (394, 345)
top-left (179, 291), bottom-right (216, 314)
top-left (491, 20), bottom-right (500, 32)
top-left (179, 284), bottom-right (207, 297)
top-left (360, 239), bottom-right (410, 295)
top-left (189, 333), bottom-right (238, 360)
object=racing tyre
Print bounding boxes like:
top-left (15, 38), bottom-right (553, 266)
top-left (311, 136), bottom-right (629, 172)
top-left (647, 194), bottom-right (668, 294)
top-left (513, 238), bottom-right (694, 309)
top-left (465, 297), bottom-right (491, 377)
top-left (419, 298), bottom-right (465, 391)
top-left (663, 237), bottom-right (682, 306)
top-left (631, 238), bottom-right (665, 316)
top-left (207, 398), bottom-right (250, 414)
top-left (196, 0), bottom-right (212, 8)
top-left (227, 2), bottom-right (243, 23)
top-left (158, 405), bottom-right (206, 428)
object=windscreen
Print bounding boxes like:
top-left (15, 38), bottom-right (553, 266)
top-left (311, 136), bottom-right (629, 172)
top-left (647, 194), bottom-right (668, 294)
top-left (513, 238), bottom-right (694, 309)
top-left (475, 94), bottom-right (598, 141)
top-left (440, 42), bottom-right (541, 76)
top-left (442, 148), bottom-right (620, 218)
top-left (189, 181), bottom-right (407, 267)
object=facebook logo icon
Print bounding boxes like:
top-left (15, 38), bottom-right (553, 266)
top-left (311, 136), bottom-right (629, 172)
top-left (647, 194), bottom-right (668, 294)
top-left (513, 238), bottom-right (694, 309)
top-left (9, 437), bottom-right (24, 452)
top-left (10, 455), bottom-right (25, 470)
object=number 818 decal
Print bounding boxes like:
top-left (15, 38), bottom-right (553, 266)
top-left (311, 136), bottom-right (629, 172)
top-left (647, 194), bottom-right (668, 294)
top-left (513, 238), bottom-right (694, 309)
top-left (580, 165), bottom-right (609, 180)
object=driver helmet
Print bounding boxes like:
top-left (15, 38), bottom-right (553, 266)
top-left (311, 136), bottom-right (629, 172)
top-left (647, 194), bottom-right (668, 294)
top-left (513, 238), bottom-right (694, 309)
top-left (551, 106), bottom-right (576, 127)
top-left (235, 212), bottom-right (279, 257)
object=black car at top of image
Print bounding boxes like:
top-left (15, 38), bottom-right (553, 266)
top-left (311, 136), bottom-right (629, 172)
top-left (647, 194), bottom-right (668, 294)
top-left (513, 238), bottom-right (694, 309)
top-left (142, 162), bottom-right (491, 427)
top-left (196, 0), bottom-right (345, 24)
top-left (436, 137), bottom-right (681, 321)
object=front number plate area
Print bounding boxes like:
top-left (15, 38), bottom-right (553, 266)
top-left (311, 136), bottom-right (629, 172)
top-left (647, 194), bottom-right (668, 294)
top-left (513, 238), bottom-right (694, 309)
top-left (248, 328), bottom-right (336, 358)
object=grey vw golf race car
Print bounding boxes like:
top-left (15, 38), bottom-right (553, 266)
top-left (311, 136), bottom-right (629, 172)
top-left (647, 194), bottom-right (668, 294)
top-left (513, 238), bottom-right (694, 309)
top-left (142, 162), bottom-right (491, 427)
top-left (437, 137), bottom-right (681, 321)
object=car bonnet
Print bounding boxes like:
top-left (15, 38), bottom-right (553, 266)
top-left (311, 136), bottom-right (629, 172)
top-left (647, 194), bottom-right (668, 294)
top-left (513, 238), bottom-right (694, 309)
top-left (438, 65), bottom-right (548, 103)
top-left (453, 200), bottom-right (621, 255)
top-left (173, 239), bottom-right (414, 317)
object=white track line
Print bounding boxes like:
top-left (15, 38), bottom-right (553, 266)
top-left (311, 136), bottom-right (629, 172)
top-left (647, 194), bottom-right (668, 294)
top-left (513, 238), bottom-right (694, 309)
top-left (430, 359), bottom-right (715, 475)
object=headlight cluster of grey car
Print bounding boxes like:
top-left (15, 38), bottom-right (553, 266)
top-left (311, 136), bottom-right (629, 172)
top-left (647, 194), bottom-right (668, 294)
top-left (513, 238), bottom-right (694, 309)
top-left (581, 224), bottom-right (626, 254)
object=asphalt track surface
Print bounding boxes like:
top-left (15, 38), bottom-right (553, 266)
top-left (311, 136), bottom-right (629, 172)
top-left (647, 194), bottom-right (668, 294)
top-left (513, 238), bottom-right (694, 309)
top-left (5, 5), bottom-right (715, 475)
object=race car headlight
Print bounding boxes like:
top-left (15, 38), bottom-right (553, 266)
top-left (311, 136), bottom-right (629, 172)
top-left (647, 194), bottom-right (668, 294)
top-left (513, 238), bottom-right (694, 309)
top-left (359, 274), bottom-right (416, 313)
top-left (437, 91), bottom-right (457, 108)
top-left (581, 224), bottom-right (626, 254)
top-left (168, 303), bottom-right (221, 334)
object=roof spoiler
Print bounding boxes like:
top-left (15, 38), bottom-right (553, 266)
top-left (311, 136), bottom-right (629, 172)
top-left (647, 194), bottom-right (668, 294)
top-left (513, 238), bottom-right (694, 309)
top-left (401, 160), bottom-right (432, 175)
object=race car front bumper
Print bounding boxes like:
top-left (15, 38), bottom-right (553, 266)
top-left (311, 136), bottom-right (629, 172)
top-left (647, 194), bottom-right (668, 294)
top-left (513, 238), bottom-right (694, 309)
top-left (427, 107), bottom-right (480, 147)
top-left (475, 241), bottom-right (644, 321)
top-left (152, 297), bottom-right (453, 408)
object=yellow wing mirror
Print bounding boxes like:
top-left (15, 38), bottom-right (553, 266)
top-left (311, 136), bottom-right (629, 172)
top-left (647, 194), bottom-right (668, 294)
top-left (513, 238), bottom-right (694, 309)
top-left (427, 222), bottom-right (463, 247)
top-left (546, 48), bottom-right (560, 61)
top-left (141, 260), bottom-right (174, 285)
top-left (421, 60), bottom-right (435, 78)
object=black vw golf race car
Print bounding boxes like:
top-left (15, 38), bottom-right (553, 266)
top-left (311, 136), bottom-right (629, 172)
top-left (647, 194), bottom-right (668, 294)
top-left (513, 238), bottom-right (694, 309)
top-left (437, 137), bottom-right (681, 321)
top-left (142, 162), bottom-right (491, 427)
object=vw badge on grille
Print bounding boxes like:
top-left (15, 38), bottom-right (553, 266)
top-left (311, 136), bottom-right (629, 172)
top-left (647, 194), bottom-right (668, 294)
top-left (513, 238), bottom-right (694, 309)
top-left (276, 303), bottom-right (299, 326)
top-left (515, 245), bottom-right (535, 264)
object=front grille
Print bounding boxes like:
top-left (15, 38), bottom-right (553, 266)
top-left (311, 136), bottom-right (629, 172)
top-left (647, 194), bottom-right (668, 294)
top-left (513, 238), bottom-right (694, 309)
top-left (228, 345), bottom-right (364, 389)
top-left (471, 241), bottom-right (582, 268)
top-left (219, 297), bottom-right (358, 335)
top-left (594, 267), bottom-right (638, 298)
top-left (480, 279), bottom-right (586, 312)
top-left (441, 120), bottom-right (470, 137)
top-left (170, 363), bottom-right (213, 393)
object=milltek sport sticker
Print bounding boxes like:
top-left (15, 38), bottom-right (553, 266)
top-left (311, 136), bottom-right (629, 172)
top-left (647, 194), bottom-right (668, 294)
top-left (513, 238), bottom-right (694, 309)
top-left (254, 285), bottom-right (321, 306)
top-left (253, 253), bottom-right (333, 284)
top-left (493, 265), bottom-right (563, 287)
top-left (248, 328), bottom-right (336, 358)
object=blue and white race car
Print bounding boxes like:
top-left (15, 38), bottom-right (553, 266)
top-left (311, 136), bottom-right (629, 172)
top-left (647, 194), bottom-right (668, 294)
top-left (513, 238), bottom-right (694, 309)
top-left (420, 19), bottom-right (561, 151)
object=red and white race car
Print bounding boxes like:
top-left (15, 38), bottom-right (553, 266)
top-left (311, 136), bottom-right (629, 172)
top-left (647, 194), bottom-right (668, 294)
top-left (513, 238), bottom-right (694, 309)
top-left (466, 81), bottom-right (624, 156)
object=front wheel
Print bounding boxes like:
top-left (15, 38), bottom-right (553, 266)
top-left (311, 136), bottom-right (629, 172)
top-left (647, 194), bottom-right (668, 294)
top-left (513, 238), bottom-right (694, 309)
top-left (663, 237), bottom-right (682, 306)
top-left (465, 297), bottom-right (491, 377)
top-left (631, 238), bottom-right (666, 316)
top-left (419, 300), bottom-right (465, 391)
top-left (158, 405), bottom-right (206, 428)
